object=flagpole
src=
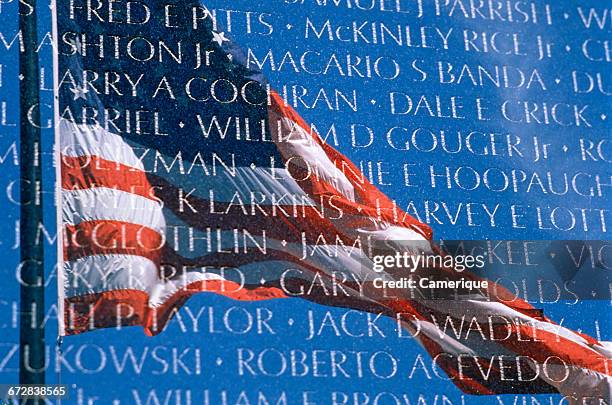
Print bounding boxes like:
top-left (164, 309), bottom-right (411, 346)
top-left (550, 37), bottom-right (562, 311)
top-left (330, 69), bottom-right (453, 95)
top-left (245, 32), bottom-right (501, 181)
top-left (19, 0), bottom-right (45, 401)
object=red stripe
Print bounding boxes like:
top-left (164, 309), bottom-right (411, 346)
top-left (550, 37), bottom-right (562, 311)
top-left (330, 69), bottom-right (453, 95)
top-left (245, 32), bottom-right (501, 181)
top-left (63, 283), bottom-right (286, 336)
top-left (64, 289), bottom-right (149, 335)
top-left (64, 220), bottom-right (163, 264)
top-left (61, 155), bottom-right (158, 201)
top-left (144, 280), bottom-right (287, 335)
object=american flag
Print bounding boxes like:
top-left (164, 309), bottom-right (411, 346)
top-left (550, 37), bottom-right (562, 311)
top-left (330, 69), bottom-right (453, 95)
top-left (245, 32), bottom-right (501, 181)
top-left (53, 0), bottom-right (611, 400)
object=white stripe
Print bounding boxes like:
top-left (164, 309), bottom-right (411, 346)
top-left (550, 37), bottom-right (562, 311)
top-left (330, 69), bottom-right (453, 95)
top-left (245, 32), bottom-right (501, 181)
top-left (62, 188), bottom-right (166, 233)
top-left (59, 121), bottom-right (144, 170)
top-left (64, 254), bottom-right (158, 297)
top-left (554, 369), bottom-right (611, 403)
top-left (595, 341), bottom-right (612, 358)
top-left (148, 272), bottom-right (225, 307)
top-left (221, 166), bottom-right (313, 203)
top-left (270, 113), bottom-right (356, 201)
top-left (416, 320), bottom-right (479, 356)
top-left (153, 165), bottom-right (316, 204)
top-left (425, 299), bottom-right (594, 351)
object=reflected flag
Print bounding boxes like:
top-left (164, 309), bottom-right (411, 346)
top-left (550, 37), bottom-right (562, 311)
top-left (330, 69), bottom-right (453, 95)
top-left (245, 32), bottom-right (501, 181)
top-left (53, 0), bottom-right (611, 400)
